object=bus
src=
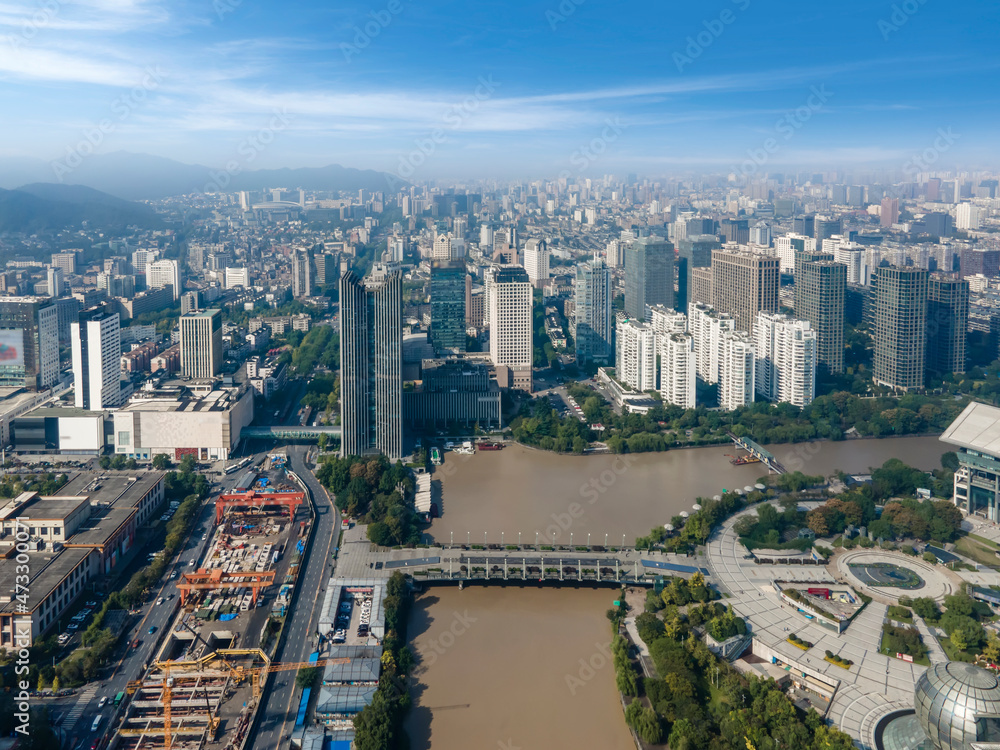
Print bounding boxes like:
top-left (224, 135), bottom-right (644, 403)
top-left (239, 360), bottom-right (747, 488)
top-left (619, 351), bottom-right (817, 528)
top-left (91, 716), bottom-right (102, 732)
top-left (114, 691), bottom-right (125, 706)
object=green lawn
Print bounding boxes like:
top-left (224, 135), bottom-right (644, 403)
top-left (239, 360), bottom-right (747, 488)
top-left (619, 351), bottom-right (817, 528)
top-left (970, 534), bottom-right (1000, 549)
top-left (940, 636), bottom-right (977, 663)
top-left (954, 536), bottom-right (1000, 569)
top-left (879, 631), bottom-right (931, 667)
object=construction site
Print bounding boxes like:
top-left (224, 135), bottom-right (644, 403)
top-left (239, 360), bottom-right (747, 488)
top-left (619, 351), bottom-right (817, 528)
top-left (110, 454), bottom-right (318, 750)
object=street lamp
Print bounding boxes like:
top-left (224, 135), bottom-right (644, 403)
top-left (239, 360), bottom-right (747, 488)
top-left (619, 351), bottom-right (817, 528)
top-left (518, 531), bottom-right (521, 546)
top-left (587, 533), bottom-right (591, 549)
top-left (605, 533), bottom-right (608, 548)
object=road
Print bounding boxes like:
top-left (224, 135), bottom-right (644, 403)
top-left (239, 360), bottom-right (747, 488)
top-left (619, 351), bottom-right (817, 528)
top-left (64, 456), bottom-right (273, 750)
top-left (249, 444), bottom-right (339, 748)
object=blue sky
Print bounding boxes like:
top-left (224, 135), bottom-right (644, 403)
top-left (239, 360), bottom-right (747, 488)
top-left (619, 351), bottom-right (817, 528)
top-left (1, 0), bottom-right (998, 180)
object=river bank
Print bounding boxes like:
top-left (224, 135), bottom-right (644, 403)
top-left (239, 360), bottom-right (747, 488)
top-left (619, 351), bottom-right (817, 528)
top-left (426, 435), bottom-right (948, 546)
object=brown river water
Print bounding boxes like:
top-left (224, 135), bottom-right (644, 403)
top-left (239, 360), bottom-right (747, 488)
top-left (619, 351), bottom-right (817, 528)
top-left (406, 435), bottom-right (946, 748)
top-left (425, 435), bottom-right (948, 546)
top-left (406, 586), bottom-right (633, 750)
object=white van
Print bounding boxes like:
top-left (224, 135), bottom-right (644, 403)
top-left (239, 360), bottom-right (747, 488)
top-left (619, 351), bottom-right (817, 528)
top-left (91, 715), bottom-right (102, 732)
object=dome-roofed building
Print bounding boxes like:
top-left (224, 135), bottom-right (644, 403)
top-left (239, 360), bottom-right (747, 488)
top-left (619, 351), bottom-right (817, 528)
top-left (914, 662), bottom-right (1000, 750)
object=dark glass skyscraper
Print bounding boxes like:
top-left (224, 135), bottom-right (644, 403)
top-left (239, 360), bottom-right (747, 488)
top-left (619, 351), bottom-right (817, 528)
top-left (676, 235), bottom-right (719, 312)
top-left (927, 275), bottom-right (969, 377)
top-left (339, 265), bottom-right (402, 459)
top-left (624, 236), bottom-right (673, 320)
top-left (429, 259), bottom-right (467, 354)
top-left (574, 258), bottom-right (613, 365)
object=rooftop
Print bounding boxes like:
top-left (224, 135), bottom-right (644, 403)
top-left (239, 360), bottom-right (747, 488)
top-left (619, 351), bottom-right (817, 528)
top-left (939, 401), bottom-right (1000, 455)
top-left (57, 472), bottom-right (164, 510)
top-left (0, 547), bottom-right (93, 614)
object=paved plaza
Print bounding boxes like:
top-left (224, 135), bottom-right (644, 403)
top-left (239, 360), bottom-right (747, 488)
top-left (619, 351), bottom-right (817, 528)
top-left (705, 505), bottom-right (927, 749)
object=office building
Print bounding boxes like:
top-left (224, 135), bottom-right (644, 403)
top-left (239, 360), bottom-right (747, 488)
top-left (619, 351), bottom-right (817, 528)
top-left (432, 234), bottom-right (452, 260)
top-left (340, 265), bottom-right (403, 459)
top-left (792, 215), bottom-right (815, 237)
top-left (403, 359), bottom-right (501, 431)
top-left (71, 310), bottom-right (121, 410)
top-left (881, 197), bottom-right (899, 227)
top-left (676, 235), bottom-right (720, 312)
top-left (224, 267), bottom-right (250, 289)
top-left (429, 259), bottom-right (467, 355)
top-left (721, 218), bottom-right (750, 245)
top-left (487, 265), bottom-right (533, 392)
top-left (688, 302), bottom-right (735, 384)
top-left (574, 258), bottom-right (614, 365)
top-left (926, 275), bottom-right (969, 377)
top-left (0, 297), bottom-right (59, 390)
top-left (774, 233), bottom-right (816, 274)
top-left (523, 239), bottom-right (549, 288)
top-left (624, 236), bottom-right (674, 319)
top-left (181, 291), bottom-right (200, 316)
top-left (796, 257), bottom-right (846, 375)
top-left (180, 309), bottom-right (223, 379)
top-left (292, 248), bottom-right (313, 298)
top-left (691, 267), bottom-right (713, 307)
top-left (956, 203), bottom-right (981, 231)
top-left (659, 331), bottom-right (696, 409)
top-left (147, 259), bottom-right (181, 300)
top-left (51, 252), bottom-right (77, 275)
top-left (616, 318), bottom-right (656, 392)
top-left (833, 244), bottom-right (868, 285)
top-left (719, 332), bottom-right (755, 410)
top-left (872, 266), bottom-right (928, 390)
top-left (46, 266), bottom-right (64, 298)
top-left (814, 217), bottom-right (841, 246)
top-left (960, 247), bottom-right (1000, 278)
top-left (710, 249), bottom-right (779, 333)
top-left (754, 313), bottom-right (816, 407)
top-left (750, 222), bottom-right (772, 247)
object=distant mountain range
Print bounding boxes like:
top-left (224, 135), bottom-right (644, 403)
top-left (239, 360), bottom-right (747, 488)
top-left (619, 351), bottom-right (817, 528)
top-left (0, 183), bottom-right (164, 234)
top-left (0, 152), bottom-right (400, 201)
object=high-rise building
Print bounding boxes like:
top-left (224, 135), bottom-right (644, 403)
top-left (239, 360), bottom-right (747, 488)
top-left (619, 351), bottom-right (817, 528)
top-left (147, 259), bottom-right (181, 300)
top-left (181, 291), bottom-right (200, 316)
top-left (719, 331), bottom-right (755, 410)
top-left (814, 217), bottom-right (841, 247)
top-left (659, 331), bottom-right (696, 409)
top-left (314, 253), bottom-right (339, 286)
top-left (872, 266), bottom-right (928, 390)
top-left (292, 248), bottom-right (313, 298)
top-left (605, 239), bottom-right (625, 268)
top-left (676, 235), bottom-right (720, 312)
top-left (792, 215), bottom-right (815, 237)
top-left (721, 218), bottom-right (750, 245)
top-left (46, 266), bottom-right (65, 298)
top-left (574, 259), bottom-right (614, 365)
top-left (753, 312), bottom-right (817, 407)
top-left (774, 233), bottom-right (816, 274)
top-left (180, 309), bottom-right (223, 379)
top-left (487, 265), bottom-right (533, 392)
top-left (926, 275), bottom-right (969, 377)
top-left (523, 239), bottom-right (550, 288)
top-left (956, 203), bottom-right (981, 231)
top-left (429, 259), bottom-right (467, 355)
top-left (0, 297), bottom-right (59, 390)
top-left (710, 249), bottom-right (779, 333)
top-left (881, 197), bottom-right (900, 227)
top-left (624, 236), bottom-right (674, 319)
top-left (750, 222), bottom-right (772, 247)
top-left (796, 258), bottom-right (846, 375)
top-left (833, 243), bottom-right (868, 285)
top-left (649, 305), bottom-right (687, 337)
top-left (71, 309), bottom-right (122, 410)
top-left (340, 265), bottom-right (402, 459)
top-left (691, 267), bottom-right (713, 307)
top-left (616, 318), bottom-right (656, 392)
top-left (688, 302), bottom-right (735, 384)
top-left (51, 252), bottom-right (77, 275)
top-left (432, 234), bottom-right (453, 260)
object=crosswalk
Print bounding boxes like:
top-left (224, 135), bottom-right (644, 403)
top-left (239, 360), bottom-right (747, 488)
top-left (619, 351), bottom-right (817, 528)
top-left (60, 684), bottom-right (98, 731)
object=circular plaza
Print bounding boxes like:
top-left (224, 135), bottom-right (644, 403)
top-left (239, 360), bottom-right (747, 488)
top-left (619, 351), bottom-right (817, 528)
top-left (838, 551), bottom-right (954, 603)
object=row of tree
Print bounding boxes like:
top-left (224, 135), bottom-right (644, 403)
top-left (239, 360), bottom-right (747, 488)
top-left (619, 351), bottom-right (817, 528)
top-left (316, 454), bottom-right (421, 547)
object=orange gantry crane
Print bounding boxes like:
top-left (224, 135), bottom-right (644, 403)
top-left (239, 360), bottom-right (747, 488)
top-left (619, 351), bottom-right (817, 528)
top-left (215, 488), bottom-right (305, 523)
top-left (121, 648), bottom-right (351, 748)
top-left (176, 568), bottom-right (276, 606)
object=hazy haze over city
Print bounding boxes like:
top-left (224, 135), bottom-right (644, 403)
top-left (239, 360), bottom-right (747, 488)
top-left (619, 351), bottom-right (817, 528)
top-left (1, 0), bottom-right (998, 179)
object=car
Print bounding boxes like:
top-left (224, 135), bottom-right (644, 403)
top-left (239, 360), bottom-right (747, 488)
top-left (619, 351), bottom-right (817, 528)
top-left (98, 696), bottom-right (107, 708)
top-left (132, 639), bottom-right (141, 648)
top-left (188, 560), bottom-right (196, 567)
top-left (202, 534), bottom-right (208, 541)
top-left (67, 623), bottom-right (78, 631)
top-left (156, 597), bottom-right (164, 605)
top-left (148, 626), bottom-right (157, 634)
top-left (170, 571), bottom-right (179, 579)
top-left (86, 600), bottom-right (98, 607)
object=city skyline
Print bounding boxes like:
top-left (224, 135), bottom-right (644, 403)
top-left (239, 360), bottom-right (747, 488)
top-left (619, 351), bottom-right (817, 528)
top-left (1, 0), bottom-right (999, 181)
